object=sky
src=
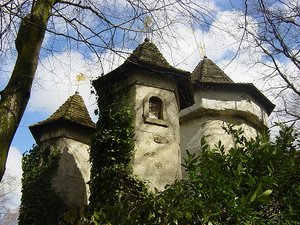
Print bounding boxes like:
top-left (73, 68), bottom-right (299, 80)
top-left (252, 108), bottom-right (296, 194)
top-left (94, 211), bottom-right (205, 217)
top-left (0, 0), bottom-right (279, 215)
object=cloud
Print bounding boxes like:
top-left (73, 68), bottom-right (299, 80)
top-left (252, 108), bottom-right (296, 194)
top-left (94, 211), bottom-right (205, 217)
top-left (1, 146), bottom-right (23, 210)
top-left (5, 147), bottom-right (22, 178)
top-left (28, 51), bottom-right (99, 121)
top-left (152, 9), bottom-right (262, 85)
top-left (28, 49), bottom-right (130, 122)
top-left (7, 1), bottom-right (260, 124)
top-left (25, 1), bottom-right (271, 125)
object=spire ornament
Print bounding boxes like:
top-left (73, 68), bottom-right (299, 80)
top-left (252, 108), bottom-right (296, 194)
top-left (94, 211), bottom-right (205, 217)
top-left (143, 16), bottom-right (153, 40)
top-left (75, 73), bottom-right (87, 92)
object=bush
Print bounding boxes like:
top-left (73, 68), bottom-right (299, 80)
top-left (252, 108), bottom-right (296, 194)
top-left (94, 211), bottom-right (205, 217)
top-left (66, 124), bottom-right (300, 225)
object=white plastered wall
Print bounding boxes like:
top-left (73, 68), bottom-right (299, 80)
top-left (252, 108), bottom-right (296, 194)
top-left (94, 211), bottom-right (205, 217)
top-left (180, 88), bottom-right (269, 178)
top-left (133, 83), bottom-right (181, 191)
top-left (41, 136), bottom-right (91, 209)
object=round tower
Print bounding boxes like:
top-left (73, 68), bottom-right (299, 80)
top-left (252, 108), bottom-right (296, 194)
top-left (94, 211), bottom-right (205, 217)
top-left (93, 39), bottom-right (194, 191)
top-left (180, 57), bottom-right (275, 176)
top-left (29, 92), bottom-right (95, 211)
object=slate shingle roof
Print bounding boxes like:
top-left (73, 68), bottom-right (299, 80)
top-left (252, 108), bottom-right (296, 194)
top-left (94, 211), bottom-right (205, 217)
top-left (126, 38), bottom-right (173, 70)
top-left (93, 38), bottom-right (194, 110)
top-left (192, 56), bottom-right (234, 83)
top-left (31, 92), bottom-right (95, 129)
top-left (191, 57), bottom-right (275, 115)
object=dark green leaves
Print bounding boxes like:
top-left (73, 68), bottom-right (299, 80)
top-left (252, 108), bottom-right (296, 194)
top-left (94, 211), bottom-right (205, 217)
top-left (81, 123), bottom-right (300, 224)
top-left (19, 146), bottom-right (65, 225)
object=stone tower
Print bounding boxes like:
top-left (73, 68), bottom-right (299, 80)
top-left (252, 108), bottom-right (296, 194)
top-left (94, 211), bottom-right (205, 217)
top-left (93, 39), bottom-right (194, 191)
top-left (180, 56), bottom-right (275, 174)
top-left (22, 41), bottom-right (275, 223)
top-left (29, 92), bottom-right (95, 211)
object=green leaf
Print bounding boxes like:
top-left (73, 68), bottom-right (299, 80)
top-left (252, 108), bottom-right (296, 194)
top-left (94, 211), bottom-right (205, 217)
top-left (250, 183), bottom-right (262, 203)
top-left (261, 189), bottom-right (272, 196)
top-left (237, 162), bottom-right (243, 176)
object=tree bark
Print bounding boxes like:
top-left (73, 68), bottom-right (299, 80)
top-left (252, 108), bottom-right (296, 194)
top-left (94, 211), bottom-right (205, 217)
top-left (0, 0), bottom-right (57, 181)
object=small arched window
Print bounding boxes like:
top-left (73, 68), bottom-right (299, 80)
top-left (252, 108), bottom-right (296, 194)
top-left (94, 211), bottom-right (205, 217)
top-left (149, 97), bottom-right (163, 119)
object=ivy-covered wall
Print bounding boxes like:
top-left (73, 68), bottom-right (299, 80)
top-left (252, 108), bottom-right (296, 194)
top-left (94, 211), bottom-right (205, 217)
top-left (19, 145), bottom-right (66, 225)
top-left (89, 81), bottom-right (149, 211)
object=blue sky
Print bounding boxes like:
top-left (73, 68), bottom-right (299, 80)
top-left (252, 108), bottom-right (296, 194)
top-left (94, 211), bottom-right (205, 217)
top-left (6, 2), bottom-right (253, 155)
top-left (12, 111), bottom-right (48, 154)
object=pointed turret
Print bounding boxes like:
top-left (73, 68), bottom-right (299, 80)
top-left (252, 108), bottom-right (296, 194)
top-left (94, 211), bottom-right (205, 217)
top-left (126, 38), bottom-right (173, 70)
top-left (30, 92), bottom-right (95, 143)
top-left (180, 56), bottom-right (275, 178)
top-left (191, 56), bottom-right (233, 83)
top-left (93, 39), bottom-right (194, 190)
top-left (28, 92), bottom-right (95, 212)
top-left (93, 38), bottom-right (194, 109)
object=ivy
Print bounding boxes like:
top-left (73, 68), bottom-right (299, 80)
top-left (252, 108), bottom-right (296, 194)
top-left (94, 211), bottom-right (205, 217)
top-left (88, 85), bottom-right (149, 212)
top-left (19, 145), bottom-right (66, 225)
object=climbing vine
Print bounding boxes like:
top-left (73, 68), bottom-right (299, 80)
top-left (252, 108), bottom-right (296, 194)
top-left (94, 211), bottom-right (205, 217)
top-left (88, 84), bottom-right (149, 213)
top-left (19, 145), bottom-right (66, 225)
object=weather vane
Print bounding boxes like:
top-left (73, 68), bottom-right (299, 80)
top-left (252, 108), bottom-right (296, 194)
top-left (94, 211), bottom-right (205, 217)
top-left (191, 26), bottom-right (206, 59)
top-left (199, 42), bottom-right (206, 59)
top-left (75, 73), bottom-right (87, 93)
top-left (144, 16), bottom-right (153, 40)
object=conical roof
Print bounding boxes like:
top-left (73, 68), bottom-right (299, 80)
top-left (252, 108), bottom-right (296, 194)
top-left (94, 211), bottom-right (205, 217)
top-left (191, 57), bottom-right (275, 115)
top-left (93, 38), bottom-right (194, 109)
top-left (192, 56), bottom-right (233, 83)
top-left (30, 92), bottom-right (95, 134)
top-left (126, 38), bottom-right (173, 70)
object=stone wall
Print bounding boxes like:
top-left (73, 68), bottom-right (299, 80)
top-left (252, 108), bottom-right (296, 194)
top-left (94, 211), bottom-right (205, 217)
top-left (129, 71), bottom-right (181, 191)
top-left (39, 132), bottom-right (91, 210)
top-left (180, 87), bottom-right (269, 178)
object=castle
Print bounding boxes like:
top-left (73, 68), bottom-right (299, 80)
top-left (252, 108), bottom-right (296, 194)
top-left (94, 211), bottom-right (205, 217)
top-left (27, 39), bottom-right (275, 212)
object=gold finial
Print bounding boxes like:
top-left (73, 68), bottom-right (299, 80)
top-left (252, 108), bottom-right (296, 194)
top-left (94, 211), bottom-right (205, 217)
top-left (75, 73), bottom-right (87, 91)
top-left (76, 73), bottom-right (86, 81)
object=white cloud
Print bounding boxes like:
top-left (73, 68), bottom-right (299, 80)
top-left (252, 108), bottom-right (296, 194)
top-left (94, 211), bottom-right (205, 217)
top-left (28, 49), bottom-right (130, 122)
top-left (1, 146), bottom-right (23, 211)
top-left (28, 51), bottom-right (99, 121)
top-left (4, 1), bottom-right (261, 123)
top-left (5, 147), bottom-right (22, 178)
top-left (151, 9), bottom-right (261, 85)
top-left (9, 0), bottom-right (272, 127)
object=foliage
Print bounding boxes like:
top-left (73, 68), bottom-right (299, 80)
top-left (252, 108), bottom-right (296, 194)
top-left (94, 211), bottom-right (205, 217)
top-left (88, 84), bottom-right (149, 212)
top-left (148, 124), bottom-right (300, 224)
top-left (19, 145), bottom-right (66, 225)
top-left (77, 124), bottom-right (300, 224)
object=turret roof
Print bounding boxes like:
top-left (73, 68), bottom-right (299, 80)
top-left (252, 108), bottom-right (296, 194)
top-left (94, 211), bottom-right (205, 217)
top-left (192, 56), bottom-right (233, 83)
top-left (191, 57), bottom-right (275, 115)
top-left (30, 92), bottom-right (95, 130)
top-left (126, 38), bottom-right (173, 70)
top-left (93, 39), bottom-right (194, 109)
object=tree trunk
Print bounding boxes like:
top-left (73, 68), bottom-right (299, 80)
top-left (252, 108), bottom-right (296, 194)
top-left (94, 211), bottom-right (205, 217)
top-left (0, 0), bottom-right (57, 181)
